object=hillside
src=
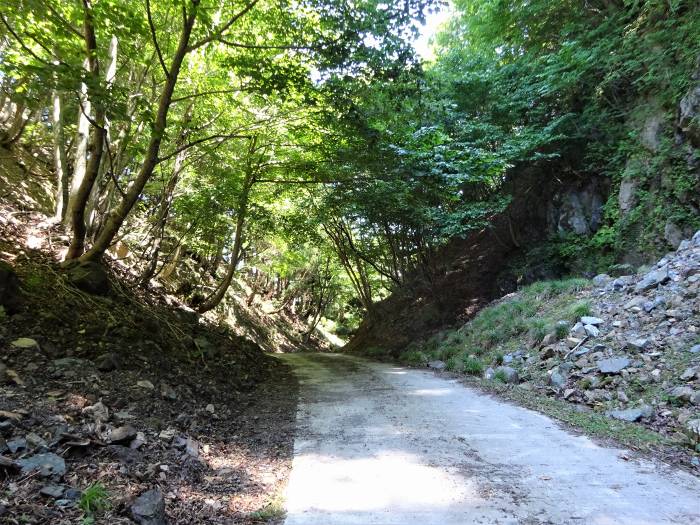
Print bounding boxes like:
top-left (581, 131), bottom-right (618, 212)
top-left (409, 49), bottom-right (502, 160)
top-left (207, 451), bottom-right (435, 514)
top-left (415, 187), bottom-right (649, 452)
top-left (1, 0), bottom-right (700, 522)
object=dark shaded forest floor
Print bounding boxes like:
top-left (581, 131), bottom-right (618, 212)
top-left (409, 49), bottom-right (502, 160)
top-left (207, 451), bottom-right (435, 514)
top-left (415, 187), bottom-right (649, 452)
top-left (0, 201), bottom-right (298, 524)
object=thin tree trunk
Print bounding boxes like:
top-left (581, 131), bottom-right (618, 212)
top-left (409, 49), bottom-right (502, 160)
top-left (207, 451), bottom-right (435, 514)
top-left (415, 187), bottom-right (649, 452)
top-left (140, 101), bottom-right (194, 284)
top-left (52, 90), bottom-right (69, 221)
top-left (79, 5), bottom-right (199, 263)
top-left (65, 65), bottom-right (91, 228)
top-left (85, 34), bottom-right (118, 232)
top-left (65, 0), bottom-right (107, 260)
top-left (0, 100), bottom-right (29, 146)
top-left (197, 166), bottom-right (255, 313)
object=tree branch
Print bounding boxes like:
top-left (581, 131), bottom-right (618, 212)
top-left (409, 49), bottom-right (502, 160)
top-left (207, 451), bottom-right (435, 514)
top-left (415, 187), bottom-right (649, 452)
top-left (145, 0), bottom-right (170, 78)
top-left (156, 133), bottom-right (251, 164)
top-left (187, 0), bottom-right (260, 51)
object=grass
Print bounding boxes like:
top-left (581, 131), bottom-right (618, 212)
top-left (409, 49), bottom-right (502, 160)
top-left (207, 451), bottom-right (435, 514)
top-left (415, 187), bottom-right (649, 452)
top-left (399, 278), bottom-right (594, 372)
top-left (463, 356), bottom-right (484, 376)
top-left (400, 349), bottom-right (428, 366)
top-left (493, 369), bottom-right (508, 383)
top-left (249, 495), bottom-right (286, 522)
top-left (474, 378), bottom-right (669, 451)
top-left (79, 483), bottom-right (110, 524)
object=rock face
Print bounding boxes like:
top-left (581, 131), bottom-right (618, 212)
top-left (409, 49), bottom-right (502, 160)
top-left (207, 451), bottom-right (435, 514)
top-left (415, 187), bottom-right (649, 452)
top-left (131, 488), bottom-right (166, 525)
top-left (66, 261), bottom-right (110, 295)
top-left (679, 80), bottom-right (700, 147)
top-left (548, 182), bottom-right (605, 236)
top-left (0, 261), bottom-right (23, 313)
top-left (618, 178), bottom-right (637, 216)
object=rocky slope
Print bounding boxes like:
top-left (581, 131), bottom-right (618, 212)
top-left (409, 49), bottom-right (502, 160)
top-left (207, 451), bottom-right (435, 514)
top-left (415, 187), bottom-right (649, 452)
top-left (397, 231), bottom-right (700, 471)
top-left (488, 232), bottom-right (700, 449)
top-left (0, 205), bottom-right (296, 524)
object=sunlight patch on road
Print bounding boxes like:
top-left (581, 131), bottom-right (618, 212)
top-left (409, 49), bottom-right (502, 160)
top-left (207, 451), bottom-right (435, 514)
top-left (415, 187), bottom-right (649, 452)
top-left (285, 450), bottom-right (482, 514)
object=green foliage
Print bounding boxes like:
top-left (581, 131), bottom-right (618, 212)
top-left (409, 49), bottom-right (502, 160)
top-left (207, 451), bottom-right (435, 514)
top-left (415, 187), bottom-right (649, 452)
top-left (463, 356), bottom-right (484, 376)
top-left (79, 483), bottom-right (110, 522)
top-left (567, 301), bottom-right (592, 321)
top-left (393, 277), bottom-right (591, 376)
top-left (493, 369), bottom-right (508, 383)
top-left (400, 350), bottom-right (429, 367)
top-left (554, 321), bottom-right (570, 340)
top-left (363, 346), bottom-right (390, 359)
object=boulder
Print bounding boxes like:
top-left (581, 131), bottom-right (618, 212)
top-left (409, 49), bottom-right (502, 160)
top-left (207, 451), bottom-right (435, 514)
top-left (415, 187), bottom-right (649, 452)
top-left (95, 353), bottom-right (119, 372)
top-left (39, 485), bottom-right (65, 498)
top-left (664, 222), bottom-right (684, 249)
top-left (584, 324), bottom-right (600, 338)
top-left (626, 338), bottom-right (649, 351)
top-left (580, 316), bottom-right (603, 326)
top-left (685, 419), bottom-right (700, 446)
top-left (680, 367), bottom-right (698, 381)
top-left (66, 261), bottom-right (110, 295)
top-left (108, 425), bottom-right (137, 445)
top-left (131, 488), bottom-right (166, 525)
top-left (669, 386), bottom-right (695, 403)
top-left (592, 274), bottom-right (611, 287)
top-left (598, 357), bottom-right (630, 374)
top-left (83, 401), bottom-right (109, 423)
top-left (549, 370), bottom-right (567, 390)
top-left (495, 366), bottom-right (519, 384)
top-left (10, 338), bottom-right (39, 350)
top-left (17, 453), bottom-right (66, 477)
top-left (606, 406), bottom-right (653, 422)
top-left (635, 266), bottom-right (669, 293)
top-left (428, 360), bottom-right (446, 371)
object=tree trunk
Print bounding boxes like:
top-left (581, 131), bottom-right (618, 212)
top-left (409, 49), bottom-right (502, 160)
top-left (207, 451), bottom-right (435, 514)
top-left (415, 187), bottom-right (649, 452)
top-left (197, 166), bottom-right (255, 313)
top-left (65, 66), bottom-right (91, 228)
top-left (0, 100), bottom-right (29, 147)
top-left (65, 0), bottom-right (107, 260)
top-left (140, 101), bottom-right (194, 285)
top-left (79, 4), bottom-right (199, 263)
top-left (85, 34), bottom-right (118, 233)
top-left (52, 90), bottom-right (69, 221)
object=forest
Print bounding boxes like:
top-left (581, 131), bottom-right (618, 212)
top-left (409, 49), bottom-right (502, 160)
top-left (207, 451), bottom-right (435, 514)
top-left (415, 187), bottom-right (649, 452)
top-left (1, 0), bottom-right (698, 334)
top-left (1, 0), bottom-right (700, 523)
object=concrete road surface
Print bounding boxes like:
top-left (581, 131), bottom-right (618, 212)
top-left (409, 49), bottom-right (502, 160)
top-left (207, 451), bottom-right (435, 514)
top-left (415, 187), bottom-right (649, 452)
top-left (278, 353), bottom-right (700, 525)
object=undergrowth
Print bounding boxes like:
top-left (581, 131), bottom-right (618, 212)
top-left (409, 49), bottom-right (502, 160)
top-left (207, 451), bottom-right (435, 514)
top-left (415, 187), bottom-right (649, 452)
top-left (386, 278), bottom-right (591, 374)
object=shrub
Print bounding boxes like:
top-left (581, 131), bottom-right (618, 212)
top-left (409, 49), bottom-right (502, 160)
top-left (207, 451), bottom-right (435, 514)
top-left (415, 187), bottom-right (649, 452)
top-left (527, 319), bottom-right (549, 342)
top-left (400, 350), bottom-right (428, 367)
top-left (554, 321), bottom-right (570, 339)
top-left (364, 346), bottom-right (389, 359)
top-left (463, 356), bottom-right (484, 376)
top-left (567, 301), bottom-right (592, 320)
top-left (493, 369), bottom-right (508, 383)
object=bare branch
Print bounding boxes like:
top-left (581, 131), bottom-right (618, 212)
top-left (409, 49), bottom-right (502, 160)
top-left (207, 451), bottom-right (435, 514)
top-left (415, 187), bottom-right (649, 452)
top-left (156, 133), bottom-right (251, 164)
top-left (171, 88), bottom-right (243, 103)
top-left (145, 0), bottom-right (170, 78)
top-left (187, 0), bottom-right (260, 51)
top-left (0, 14), bottom-right (52, 65)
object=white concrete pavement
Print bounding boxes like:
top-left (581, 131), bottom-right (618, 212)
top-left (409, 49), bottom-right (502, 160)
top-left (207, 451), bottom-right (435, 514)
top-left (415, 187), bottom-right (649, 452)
top-left (278, 353), bottom-right (700, 525)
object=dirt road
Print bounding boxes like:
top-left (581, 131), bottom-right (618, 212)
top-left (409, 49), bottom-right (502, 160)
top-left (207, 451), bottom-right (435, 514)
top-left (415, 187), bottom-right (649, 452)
top-left (278, 353), bottom-right (700, 525)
